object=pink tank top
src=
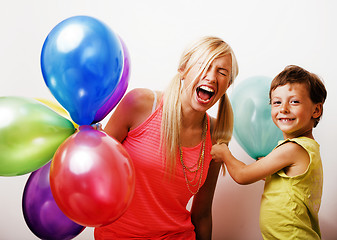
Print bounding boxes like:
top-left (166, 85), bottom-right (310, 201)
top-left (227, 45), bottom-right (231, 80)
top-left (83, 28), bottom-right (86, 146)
top-left (95, 98), bottom-right (213, 239)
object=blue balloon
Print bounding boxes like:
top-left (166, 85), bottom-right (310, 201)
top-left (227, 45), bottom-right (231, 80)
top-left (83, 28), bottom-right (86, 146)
top-left (230, 76), bottom-right (283, 159)
top-left (93, 36), bottom-right (131, 123)
top-left (41, 16), bottom-right (124, 125)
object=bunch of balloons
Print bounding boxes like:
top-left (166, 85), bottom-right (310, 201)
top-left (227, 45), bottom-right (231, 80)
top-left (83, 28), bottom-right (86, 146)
top-left (230, 76), bottom-right (283, 160)
top-left (0, 15), bottom-right (135, 239)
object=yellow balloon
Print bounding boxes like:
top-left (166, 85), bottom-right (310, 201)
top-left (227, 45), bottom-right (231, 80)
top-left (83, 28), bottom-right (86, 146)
top-left (35, 98), bottom-right (79, 128)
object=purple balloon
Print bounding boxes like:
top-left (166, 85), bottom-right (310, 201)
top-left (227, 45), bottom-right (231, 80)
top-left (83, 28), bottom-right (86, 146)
top-left (22, 161), bottom-right (85, 240)
top-left (93, 37), bottom-right (131, 123)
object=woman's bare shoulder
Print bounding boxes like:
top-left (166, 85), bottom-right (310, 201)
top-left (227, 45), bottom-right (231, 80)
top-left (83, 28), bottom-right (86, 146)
top-left (122, 88), bottom-right (161, 111)
top-left (120, 88), bottom-right (162, 130)
top-left (124, 88), bottom-right (153, 101)
top-left (104, 88), bottom-right (160, 140)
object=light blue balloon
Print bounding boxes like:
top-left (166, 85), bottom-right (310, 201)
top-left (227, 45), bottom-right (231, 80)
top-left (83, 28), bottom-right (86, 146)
top-left (41, 16), bottom-right (123, 126)
top-left (230, 76), bottom-right (283, 159)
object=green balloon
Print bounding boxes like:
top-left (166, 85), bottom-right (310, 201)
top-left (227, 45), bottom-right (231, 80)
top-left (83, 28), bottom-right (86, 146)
top-left (0, 96), bottom-right (75, 176)
top-left (230, 76), bottom-right (283, 160)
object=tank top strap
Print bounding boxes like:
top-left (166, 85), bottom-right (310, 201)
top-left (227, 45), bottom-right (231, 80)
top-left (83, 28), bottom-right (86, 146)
top-left (151, 90), bottom-right (158, 113)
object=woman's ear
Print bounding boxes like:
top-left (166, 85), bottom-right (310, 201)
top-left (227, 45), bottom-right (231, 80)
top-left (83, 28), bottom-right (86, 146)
top-left (312, 102), bottom-right (323, 119)
top-left (227, 79), bottom-right (232, 89)
top-left (178, 62), bottom-right (187, 75)
top-left (178, 67), bottom-right (184, 77)
top-left (178, 70), bottom-right (185, 82)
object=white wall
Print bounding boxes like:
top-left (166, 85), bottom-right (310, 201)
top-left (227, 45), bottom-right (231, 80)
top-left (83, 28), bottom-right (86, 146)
top-left (1, 0), bottom-right (336, 239)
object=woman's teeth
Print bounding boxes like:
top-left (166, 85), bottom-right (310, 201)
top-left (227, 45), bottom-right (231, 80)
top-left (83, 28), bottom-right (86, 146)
top-left (196, 86), bottom-right (215, 101)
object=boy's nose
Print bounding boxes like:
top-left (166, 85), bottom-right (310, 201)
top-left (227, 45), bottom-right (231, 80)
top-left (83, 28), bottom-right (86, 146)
top-left (280, 103), bottom-right (289, 113)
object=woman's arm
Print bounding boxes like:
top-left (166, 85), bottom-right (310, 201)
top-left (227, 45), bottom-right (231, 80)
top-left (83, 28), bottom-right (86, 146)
top-left (191, 160), bottom-right (221, 240)
top-left (211, 142), bottom-right (309, 185)
top-left (104, 88), bottom-right (157, 142)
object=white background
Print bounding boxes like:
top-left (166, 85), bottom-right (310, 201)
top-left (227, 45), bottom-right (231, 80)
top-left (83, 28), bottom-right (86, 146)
top-left (1, 0), bottom-right (336, 239)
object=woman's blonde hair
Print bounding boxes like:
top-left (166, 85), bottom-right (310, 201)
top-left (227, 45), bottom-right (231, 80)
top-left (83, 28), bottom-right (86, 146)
top-left (161, 36), bottom-right (239, 174)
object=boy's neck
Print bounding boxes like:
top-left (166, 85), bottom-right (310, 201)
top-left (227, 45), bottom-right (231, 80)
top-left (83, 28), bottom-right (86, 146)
top-left (283, 129), bottom-right (314, 140)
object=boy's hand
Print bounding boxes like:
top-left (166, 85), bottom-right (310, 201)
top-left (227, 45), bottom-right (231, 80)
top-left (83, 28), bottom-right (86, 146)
top-left (211, 143), bottom-right (229, 163)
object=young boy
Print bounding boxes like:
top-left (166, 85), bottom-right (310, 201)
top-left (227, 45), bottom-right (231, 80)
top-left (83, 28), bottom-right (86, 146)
top-left (211, 65), bottom-right (327, 239)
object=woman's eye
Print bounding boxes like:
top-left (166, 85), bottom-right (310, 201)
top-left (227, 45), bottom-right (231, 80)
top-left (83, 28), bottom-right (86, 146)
top-left (218, 71), bottom-right (227, 76)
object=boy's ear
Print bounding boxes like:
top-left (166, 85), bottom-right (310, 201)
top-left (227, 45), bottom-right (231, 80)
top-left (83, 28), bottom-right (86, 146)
top-left (312, 103), bottom-right (323, 119)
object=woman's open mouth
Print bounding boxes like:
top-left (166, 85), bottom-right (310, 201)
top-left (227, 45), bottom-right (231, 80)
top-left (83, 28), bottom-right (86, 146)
top-left (196, 85), bottom-right (215, 103)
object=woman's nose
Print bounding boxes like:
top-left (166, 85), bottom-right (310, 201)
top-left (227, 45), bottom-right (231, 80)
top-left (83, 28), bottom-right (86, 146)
top-left (205, 69), bottom-right (217, 83)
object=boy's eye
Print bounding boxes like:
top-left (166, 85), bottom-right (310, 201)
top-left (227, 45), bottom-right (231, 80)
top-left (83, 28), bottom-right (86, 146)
top-left (291, 100), bottom-right (300, 104)
top-left (272, 101), bottom-right (281, 105)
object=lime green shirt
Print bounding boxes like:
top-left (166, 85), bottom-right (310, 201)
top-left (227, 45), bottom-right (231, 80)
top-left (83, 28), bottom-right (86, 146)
top-left (260, 137), bottom-right (323, 239)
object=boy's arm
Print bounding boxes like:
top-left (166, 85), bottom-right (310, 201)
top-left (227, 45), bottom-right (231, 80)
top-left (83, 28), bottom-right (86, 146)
top-left (211, 142), bottom-right (309, 185)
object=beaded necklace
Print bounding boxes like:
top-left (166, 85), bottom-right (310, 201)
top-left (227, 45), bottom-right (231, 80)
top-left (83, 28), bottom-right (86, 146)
top-left (179, 115), bottom-right (207, 195)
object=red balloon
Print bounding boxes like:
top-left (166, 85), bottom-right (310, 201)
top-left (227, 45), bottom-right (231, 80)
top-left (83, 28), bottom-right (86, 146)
top-left (50, 125), bottom-right (135, 227)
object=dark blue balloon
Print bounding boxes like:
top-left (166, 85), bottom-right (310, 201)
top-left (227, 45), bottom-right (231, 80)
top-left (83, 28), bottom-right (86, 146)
top-left (41, 16), bottom-right (123, 125)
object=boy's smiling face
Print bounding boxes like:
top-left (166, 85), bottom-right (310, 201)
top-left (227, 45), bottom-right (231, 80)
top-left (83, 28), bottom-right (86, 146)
top-left (270, 83), bottom-right (322, 139)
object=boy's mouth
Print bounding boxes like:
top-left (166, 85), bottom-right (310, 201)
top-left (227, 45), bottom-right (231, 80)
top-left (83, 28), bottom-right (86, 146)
top-left (278, 118), bottom-right (295, 122)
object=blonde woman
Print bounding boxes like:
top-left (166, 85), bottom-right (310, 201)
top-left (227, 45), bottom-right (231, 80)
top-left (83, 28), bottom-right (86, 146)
top-left (95, 36), bottom-right (239, 239)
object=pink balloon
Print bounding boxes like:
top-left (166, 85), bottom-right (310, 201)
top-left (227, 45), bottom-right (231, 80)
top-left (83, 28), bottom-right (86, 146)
top-left (50, 125), bottom-right (135, 227)
top-left (93, 37), bottom-right (131, 123)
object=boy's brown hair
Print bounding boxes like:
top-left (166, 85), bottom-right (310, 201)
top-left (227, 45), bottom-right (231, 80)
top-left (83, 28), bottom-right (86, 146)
top-left (269, 65), bottom-right (327, 127)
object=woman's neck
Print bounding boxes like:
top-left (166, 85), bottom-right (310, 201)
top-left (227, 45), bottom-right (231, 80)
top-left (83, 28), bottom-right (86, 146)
top-left (181, 107), bottom-right (206, 130)
top-left (180, 110), bottom-right (206, 147)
